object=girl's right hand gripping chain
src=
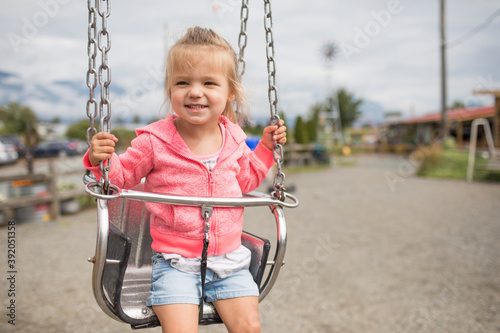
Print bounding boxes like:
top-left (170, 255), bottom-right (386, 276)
top-left (89, 132), bottom-right (118, 167)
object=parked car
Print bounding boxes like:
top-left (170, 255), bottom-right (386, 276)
top-left (0, 139), bottom-right (19, 165)
top-left (34, 139), bottom-right (86, 158)
top-left (0, 135), bottom-right (26, 157)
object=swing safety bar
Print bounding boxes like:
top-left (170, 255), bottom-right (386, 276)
top-left (85, 179), bottom-right (297, 326)
top-left (85, 181), bottom-right (299, 209)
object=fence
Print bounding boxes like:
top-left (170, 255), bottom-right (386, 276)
top-left (0, 160), bottom-right (85, 223)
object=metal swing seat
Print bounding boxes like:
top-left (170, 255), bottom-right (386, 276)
top-left (84, 180), bottom-right (298, 329)
top-left (84, 0), bottom-right (297, 329)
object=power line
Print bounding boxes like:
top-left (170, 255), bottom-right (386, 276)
top-left (447, 8), bottom-right (500, 49)
top-left (395, 7), bottom-right (500, 65)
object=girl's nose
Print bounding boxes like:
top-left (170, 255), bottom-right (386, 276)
top-left (188, 84), bottom-right (203, 98)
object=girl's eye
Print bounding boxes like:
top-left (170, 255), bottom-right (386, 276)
top-left (176, 81), bottom-right (188, 85)
top-left (205, 81), bottom-right (217, 86)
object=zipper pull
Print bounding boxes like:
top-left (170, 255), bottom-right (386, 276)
top-left (208, 171), bottom-right (215, 186)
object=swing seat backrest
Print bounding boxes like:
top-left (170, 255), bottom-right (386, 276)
top-left (99, 183), bottom-right (271, 329)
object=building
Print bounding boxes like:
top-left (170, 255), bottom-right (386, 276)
top-left (382, 103), bottom-right (498, 150)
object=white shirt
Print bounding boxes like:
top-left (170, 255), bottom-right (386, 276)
top-left (162, 245), bottom-right (252, 278)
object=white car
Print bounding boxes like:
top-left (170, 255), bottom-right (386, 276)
top-left (0, 139), bottom-right (19, 165)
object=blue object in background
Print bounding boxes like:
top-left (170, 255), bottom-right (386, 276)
top-left (245, 136), bottom-right (260, 151)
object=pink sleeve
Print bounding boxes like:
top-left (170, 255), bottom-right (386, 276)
top-left (83, 133), bottom-right (154, 189)
top-left (253, 141), bottom-right (276, 169)
top-left (237, 141), bottom-right (275, 194)
top-left (82, 149), bottom-right (105, 179)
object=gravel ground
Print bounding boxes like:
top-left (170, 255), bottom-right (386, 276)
top-left (1, 154), bottom-right (499, 333)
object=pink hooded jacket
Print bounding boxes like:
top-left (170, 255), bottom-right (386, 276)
top-left (83, 115), bottom-right (275, 258)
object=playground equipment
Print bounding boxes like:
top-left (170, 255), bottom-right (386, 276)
top-left (83, 0), bottom-right (298, 328)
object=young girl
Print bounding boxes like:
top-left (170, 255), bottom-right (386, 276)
top-left (84, 27), bottom-right (286, 332)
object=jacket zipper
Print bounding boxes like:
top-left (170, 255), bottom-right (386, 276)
top-left (207, 168), bottom-right (216, 254)
top-left (166, 132), bottom-right (241, 256)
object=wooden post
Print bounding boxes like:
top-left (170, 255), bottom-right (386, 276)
top-left (48, 160), bottom-right (60, 220)
top-left (495, 97), bottom-right (500, 147)
top-left (473, 90), bottom-right (500, 147)
top-left (456, 121), bottom-right (463, 147)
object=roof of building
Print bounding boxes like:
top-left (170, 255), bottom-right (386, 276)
top-left (403, 106), bottom-right (495, 124)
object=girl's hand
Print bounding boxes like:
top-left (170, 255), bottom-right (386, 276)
top-left (262, 119), bottom-right (287, 151)
top-left (89, 132), bottom-right (118, 166)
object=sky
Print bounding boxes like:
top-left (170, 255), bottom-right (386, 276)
top-left (1, 0), bottom-right (499, 126)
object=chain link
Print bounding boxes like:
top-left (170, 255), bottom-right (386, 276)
top-left (86, 0), bottom-right (112, 191)
top-left (97, 0), bottom-right (112, 136)
top-left (237, 0), bottom-right (249, 77)
top-left (86, 0), bottom-right (98, 146)
top-left (263, 0), bottom-right (286, 200)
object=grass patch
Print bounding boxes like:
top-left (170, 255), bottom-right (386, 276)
top-left (416, 144), bottom-right (500, 182)
top-left (336, 158), bottom-right (357, 167)
top-left (284, 163), bottom-right (331, 174)
top-left (283, 155), bottom-right (356, 174)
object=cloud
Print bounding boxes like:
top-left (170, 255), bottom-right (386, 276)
top-left (0, 0), bottom-right (499, 124)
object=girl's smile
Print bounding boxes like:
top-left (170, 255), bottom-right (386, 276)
top-left (170, 55), bottom-right (235, 129)
top-left (185, 104), bottom-right (208, 111)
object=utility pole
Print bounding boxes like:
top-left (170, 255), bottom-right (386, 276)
top-left (322, 42), bottom-right (343, 147)
top-left (440, 0), bottom-right (448, 140)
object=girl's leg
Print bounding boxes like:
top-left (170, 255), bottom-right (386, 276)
top-left (152, 304), bottom-right (199, 333)
top-left (213, 296), bottom-right (260, 333)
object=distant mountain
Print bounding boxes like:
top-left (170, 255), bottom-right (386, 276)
top-left (0, 69), bottom-right (126, 122)
top-left (0, 71), bottom-right (19, 80)
top-left (53, 79), bottom-right (126, 96)
top-left (0, 71), bottom-right (23, 96)
top-left (354, 100), bottom-right (386, 127)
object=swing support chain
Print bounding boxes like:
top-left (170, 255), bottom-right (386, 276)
top-left (237, 0), bottom-right (249, 77)
top-left (86, 0), bottom-right (112, 193)
top-left (263, 0), bottom-right (286, 201)
top-left (86, 0), bottom-right (98, 147)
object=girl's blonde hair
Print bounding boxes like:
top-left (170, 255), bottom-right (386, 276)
top-left (165, 27), bottom-right (247, 124)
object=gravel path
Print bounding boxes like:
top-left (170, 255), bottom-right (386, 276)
top-left (1, 154), bottom-right (499, 333)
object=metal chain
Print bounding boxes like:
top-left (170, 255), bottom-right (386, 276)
top-left (263, 0), bottom-right (286, 201)
top-left (86, 0), bottom-right (98, 146)
top-left (97, 0), bottom-right (111, 136)
top-left (237, 0), bottom-right (249, 77)
top-left (86, 0), bottom-right (112, 191)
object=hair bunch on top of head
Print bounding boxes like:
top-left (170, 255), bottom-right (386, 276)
top-left (165, 26), bottom-right (248, 124)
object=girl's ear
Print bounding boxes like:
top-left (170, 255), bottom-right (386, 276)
top-left (227, 91), bottom-right (236, 103)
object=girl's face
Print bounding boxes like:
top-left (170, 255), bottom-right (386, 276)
top-left (169, 55), bottom-right (235, 129)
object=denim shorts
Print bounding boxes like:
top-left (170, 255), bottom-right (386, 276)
top-left (146, 252), bottom-right (259, 306)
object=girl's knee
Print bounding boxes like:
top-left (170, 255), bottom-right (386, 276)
top-left (238, 312), bottom-right (260, 333)
top-left (246, 319), bottom-right (261, 333)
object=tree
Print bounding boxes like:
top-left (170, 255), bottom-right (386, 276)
top-left (306, 103), bottom-right (323, 142)
top-left (66, 119), bottom-right (92, 142)
top-left (0, 102), bottom-right (38, 136)
top-left (66, 118), bottom-right (136, 150)
top-left (449, 100), bottom-right (465, 110)
top-left (294, 115), bottom-right (309, 144)
top-left (325, 88), bottom-right (362, 133)
top-left (0, 102), bottom-right (39, 173)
